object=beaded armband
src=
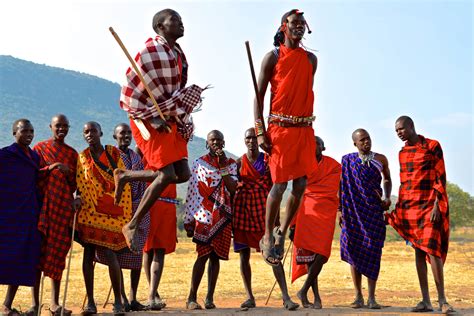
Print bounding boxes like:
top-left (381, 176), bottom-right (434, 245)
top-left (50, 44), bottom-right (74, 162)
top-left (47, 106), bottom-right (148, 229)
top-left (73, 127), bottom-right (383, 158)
top-left (254, 119), bottom-right (265, 136)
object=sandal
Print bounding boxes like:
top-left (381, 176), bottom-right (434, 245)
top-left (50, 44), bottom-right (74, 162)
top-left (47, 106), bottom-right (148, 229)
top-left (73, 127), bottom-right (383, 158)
top-left (112, 303), bottom-right (124, 314)
top-left (146, 301), bottom-right (162, 311)
top-left (283, 299), bottom-right (299, 311)
top-left (273, 227), bottom-right (285, 260)
top-left (81, 303), bottom-right (97, 316)
top-left (440, 302), bottom-right (455, 314)
top-left (259, 237), bottom-right (279, 266)
top-left (1, 306), bottom-right (21, 316)
top-left (350, 297), bottom-right (364, 309)
top-left (367, 299), bottom-right (382, 309)
top-left (240, 299), bottom-right (256, 309)
top-left (48, 306), bottom-right (72, 316)
top-left (204, 299), bottom-right (216, 310)
top-left (129, 300), bottom-right (146, 311)
top-left (411, 301), bottom-right (433, 312)
top-left (23, 306), bottom-right (39, 316)
top-left (296, 290), bottom-right (313, 308)
top-left (185, 301), bottom-right (202, 310)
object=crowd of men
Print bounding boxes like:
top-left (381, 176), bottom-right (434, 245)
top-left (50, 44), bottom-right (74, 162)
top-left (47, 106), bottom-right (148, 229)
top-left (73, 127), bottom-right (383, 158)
top-left (0, 7), bottom-right (453, 315)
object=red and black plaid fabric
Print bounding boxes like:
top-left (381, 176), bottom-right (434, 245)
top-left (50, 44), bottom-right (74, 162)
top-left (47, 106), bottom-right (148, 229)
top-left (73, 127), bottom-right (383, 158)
top-left (120, 35), bottom-right (206, 141)
top-left (388, 135), bottom-right (449, 262)
top-left (233, 154), bottom-right (272, 232)
top-left (196, 224), bottom-right (232, 260)
top-left (34, 139), bottom-right (78, 281)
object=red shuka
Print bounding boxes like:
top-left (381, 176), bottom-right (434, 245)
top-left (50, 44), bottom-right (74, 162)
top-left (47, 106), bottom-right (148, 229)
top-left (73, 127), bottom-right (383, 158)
top-left (267, 45), bottom-right (316, 183)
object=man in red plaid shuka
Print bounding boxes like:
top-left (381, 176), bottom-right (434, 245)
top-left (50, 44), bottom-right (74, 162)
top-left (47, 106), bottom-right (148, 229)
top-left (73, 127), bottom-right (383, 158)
top-left (388, 116), bottom-right (453, 313)
top-left (233, 128), bottom-right (298, 310)
top-left (32, 114), bottom-right (80, 316)
top-left (114, 8), bottom-right (206, 253)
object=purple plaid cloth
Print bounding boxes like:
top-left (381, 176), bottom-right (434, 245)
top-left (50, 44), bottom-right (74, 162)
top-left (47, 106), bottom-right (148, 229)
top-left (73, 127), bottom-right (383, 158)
top-left (95, 148), bottom-right (149, 270)
top-left (340, 152), bottom-right (385, 280)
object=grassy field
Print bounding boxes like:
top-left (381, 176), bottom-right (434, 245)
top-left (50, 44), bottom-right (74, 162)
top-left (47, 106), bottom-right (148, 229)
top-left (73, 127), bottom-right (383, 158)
top-left (1, 230), bottom-right (473, 314)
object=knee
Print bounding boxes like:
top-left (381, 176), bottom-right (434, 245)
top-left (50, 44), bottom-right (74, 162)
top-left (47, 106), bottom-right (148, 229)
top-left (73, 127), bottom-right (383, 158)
top-left (270, 183), bottom-right (288, 198)
top-left (291, 178), bottom-right (307, 198)
top-left (176, 169), bottom-right (191, 183)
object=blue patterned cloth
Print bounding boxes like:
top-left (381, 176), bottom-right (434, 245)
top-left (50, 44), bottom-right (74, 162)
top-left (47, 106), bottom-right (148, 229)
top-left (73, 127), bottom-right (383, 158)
top-left (0, 143), bottom-right (42, 286)
top-left (340, 152), bottom-right (385, 280)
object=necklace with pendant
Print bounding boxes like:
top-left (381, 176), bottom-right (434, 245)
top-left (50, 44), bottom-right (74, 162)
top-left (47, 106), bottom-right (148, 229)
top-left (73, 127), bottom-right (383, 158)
top-left (359, 151), bottom-right (375, 166)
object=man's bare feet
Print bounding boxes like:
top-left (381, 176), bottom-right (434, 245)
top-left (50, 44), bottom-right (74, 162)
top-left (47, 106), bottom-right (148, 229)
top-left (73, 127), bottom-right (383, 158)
top-left (296, 290), bottom-right (313, 308)
top-left (113, 169), bottom-right (126, 205)
top-left (122, 223), bottom-right (139, 254)
top-left (313, 298), bottom-right (322, 309)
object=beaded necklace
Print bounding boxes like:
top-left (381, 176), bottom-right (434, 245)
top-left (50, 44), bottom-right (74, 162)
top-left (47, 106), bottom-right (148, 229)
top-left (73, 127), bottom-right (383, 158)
top-left (359, 151), bottom-right (375, 166)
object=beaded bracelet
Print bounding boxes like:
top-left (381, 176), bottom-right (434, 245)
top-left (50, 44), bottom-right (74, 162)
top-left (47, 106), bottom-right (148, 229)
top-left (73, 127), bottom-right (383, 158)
top-left (254, 118), bottom-right (265, 136)
top-left (220, 167), bottom-right (229, 177)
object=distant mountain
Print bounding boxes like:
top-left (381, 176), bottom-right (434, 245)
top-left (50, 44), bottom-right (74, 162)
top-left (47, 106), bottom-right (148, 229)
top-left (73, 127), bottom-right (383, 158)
top-left (0, 55), bottom-right (233, 198)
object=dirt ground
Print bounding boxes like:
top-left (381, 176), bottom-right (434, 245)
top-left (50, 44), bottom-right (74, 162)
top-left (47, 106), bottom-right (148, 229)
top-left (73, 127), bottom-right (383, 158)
top-left (1, 240), bottom-right (473, 315)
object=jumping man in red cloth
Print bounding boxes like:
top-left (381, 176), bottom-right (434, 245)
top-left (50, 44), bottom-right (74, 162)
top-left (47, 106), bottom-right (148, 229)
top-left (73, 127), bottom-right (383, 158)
top-left (388, 116), bottom-right (454, 313)
top-left (114, 9), bottom-right (206, 253)
top-left (254, 9), bottom-right (318, 265)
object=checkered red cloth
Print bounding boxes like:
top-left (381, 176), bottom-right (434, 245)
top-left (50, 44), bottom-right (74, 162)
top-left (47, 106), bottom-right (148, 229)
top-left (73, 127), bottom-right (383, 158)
top-left (120, 35), bottom-right (206, 141)
top-left (388, 136), bottom-right (449, 262)
top-left (233, 153), bottom-right (272, 232)
top-left (34, 139), bottom-right (78, 281)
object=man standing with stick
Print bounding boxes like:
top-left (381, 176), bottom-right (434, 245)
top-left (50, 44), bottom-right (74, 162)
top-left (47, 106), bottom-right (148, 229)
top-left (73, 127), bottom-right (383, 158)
top-left (251, 9), bottom-right (318, 265)
top-left (112, 8), bottom-right (206, 253)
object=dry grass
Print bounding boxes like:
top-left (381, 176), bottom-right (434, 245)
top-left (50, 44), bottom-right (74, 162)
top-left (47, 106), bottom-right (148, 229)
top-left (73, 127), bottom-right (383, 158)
top-left (1, 238), bottom-right (473, 314)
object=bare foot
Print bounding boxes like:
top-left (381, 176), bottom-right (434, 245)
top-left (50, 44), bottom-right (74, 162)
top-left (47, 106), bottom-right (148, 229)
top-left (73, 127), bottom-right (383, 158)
top-left (313, 298), bottom-right (322, 309)
top-left (113, 169), bottom-right (126, 205)
top-left (296, 290), bottom-right (313, 308)
top-left (122, 223), bottom-right (139, 253)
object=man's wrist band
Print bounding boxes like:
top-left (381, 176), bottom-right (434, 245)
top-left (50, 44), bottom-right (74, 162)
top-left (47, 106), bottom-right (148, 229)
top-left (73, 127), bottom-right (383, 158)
top-left (255, 119), bottom-right (265, 136)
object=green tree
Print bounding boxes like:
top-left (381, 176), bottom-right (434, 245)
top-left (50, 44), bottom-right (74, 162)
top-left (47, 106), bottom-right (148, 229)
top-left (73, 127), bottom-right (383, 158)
top-left (447, 182), bottom-right (474, 229)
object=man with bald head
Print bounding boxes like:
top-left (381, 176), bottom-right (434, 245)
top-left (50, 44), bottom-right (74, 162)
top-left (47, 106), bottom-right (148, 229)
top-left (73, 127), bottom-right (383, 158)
top-left (28, 114), bottom-right (80, 316)
top-left (116, 8), bottom-right (206, 254)
top-left (339, 129), bottom-right (392, 309)
top-left (291, 136), bottom-right (341, 309)
top-left (76, 121), bottom-right (133, 314)
top-left (233, 128), bottom-right (298, 310)
top-left (1, 119), bottom-right (42, 316)
top-left (183, 130), bottom-right (238, 310)
top-left (388, 116), bottom-right (453, 313)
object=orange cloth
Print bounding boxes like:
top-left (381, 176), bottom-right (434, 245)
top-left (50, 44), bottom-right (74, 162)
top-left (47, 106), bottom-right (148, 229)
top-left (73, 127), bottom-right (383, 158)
top-left (130, 119), bottom-right (187, 170)
top-left (291, 156), bottom-right (341, 283)
top-left (267, 45), bottom-right (316, 183)
top-left (143, 184), bottom-right (177, 254)
top-left (76, 146), bottom-right (132, 251)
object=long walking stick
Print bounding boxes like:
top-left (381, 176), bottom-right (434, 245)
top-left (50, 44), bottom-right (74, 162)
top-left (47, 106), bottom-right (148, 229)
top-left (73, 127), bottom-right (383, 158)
top-left (264, 241), bottom-right (293, 305)
top-left (102, 285), bottom-right (113, 308)
top-left (109, 27), bottom-right (171, 135)
top-left (37, 273), bottom-right (44, 316)
top-left (61, 212), bottom-right (77, 316)
top-left (245, 41), bottom-right (263, 113)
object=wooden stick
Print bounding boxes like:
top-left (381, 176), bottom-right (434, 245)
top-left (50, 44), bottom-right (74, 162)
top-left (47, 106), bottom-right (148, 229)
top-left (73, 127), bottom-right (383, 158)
top-left (61, 212), bottom-right (77, 316)
top-left (264, 241), bottom-right (293, 305)
top-left (103, 285), bottom-right (113, 308)
top-left (38, 273), bottom-right (44, 316)
top-left (109, 27), bottom-right (170, 132)
top-left (245, 41), bottom-right (263, 113)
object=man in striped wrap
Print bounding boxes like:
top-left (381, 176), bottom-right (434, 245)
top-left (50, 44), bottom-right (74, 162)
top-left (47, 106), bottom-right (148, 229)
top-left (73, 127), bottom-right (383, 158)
top-left (340, 129), bottom-right (392, 309)
top-left (388, 116), bottom-right (453, 313)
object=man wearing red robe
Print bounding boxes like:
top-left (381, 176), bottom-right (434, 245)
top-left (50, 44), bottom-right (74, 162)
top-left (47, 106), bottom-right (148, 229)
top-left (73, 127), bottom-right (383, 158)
top-left (253, 9), bottom-right (318, 265)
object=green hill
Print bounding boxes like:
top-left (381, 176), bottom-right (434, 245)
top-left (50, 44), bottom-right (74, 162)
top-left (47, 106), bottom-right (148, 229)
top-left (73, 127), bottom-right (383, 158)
top-left (0, 55), bottom-right (231, 198)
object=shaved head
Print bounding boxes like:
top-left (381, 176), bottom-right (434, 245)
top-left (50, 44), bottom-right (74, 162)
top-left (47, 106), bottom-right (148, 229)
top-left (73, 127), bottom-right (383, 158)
top-left (84, 121), bottom-right (102, 132)
top-left (12, 118), bottom-right (31, 134)
top-left (207, 129), bottom-right (224, 140)
top-left (352, 128), bottom-right (369, 142)
top-left (51, 114), bottom-right (69, 125)
top-left (152, 8), bottom-right (179, 33)
top-left (395, 115), bottom-right (415, 129)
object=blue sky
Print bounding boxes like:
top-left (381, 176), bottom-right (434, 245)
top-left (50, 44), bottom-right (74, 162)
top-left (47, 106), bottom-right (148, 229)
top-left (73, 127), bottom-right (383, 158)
top-left (0, 0), bottom-right (472, 193)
